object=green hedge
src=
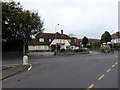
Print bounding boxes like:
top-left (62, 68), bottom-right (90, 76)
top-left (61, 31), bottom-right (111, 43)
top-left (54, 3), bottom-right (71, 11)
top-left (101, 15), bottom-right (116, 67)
top-left (73, 49), bottom-right (87, 52)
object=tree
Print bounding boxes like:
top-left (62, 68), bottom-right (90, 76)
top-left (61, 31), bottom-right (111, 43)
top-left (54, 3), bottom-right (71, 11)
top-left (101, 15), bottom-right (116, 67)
top-left (2, 1), bottom-right (44, 55)
top-left (116, 31), bottom-right (120, 34)
top-left (82, 36), bottom-right (88, 46)
top-left (101, 31), bottom-right (111, 44)
top-left (68, 33), bottom-right (76, 37)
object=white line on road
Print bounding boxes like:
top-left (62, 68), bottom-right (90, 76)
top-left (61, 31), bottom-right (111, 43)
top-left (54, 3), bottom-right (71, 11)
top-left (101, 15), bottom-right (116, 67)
top-left (112, 65), bottom-right (115, 68)
top-left (28, 64), bottom-right (32, 71)
top-left (98, 74), bottom-right (105, 80)
top-left (86, 84), bottom-right (94, 90)
top-left (106, 69), bottom-right (111, 72)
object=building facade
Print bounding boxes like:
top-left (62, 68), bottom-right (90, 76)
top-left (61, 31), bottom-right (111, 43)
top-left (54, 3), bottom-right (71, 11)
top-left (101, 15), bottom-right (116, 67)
top-left (111, 32), bottom-right (120, 44)
top-left (28, 30), bottom-right (81, 51)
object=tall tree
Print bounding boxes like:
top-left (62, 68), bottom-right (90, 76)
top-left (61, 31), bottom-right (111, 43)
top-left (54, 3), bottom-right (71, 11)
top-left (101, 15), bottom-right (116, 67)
top-left (101, 31), bottom-right (111, 44)
top-left (2, 1), bottom-right (44, 55)
top-left (68, 33), bottom-right (76, 37)
top-left (82, 36), bottom-right (88, 46)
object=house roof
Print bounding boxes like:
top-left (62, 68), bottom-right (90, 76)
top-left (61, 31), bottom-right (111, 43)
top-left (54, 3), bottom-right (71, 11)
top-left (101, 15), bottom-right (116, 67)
top-left (29, 32), bottom-right (72, 46)
top-left (88, 39), bottom-right (100, 43)
top-left (36, 32), bottom-right (71, 39)
top-left (70, 37), bottom-right (81, 46)
top-left (112, 33), bottom-right (120, 39)
top-left (29, 32), bottom-right (81, 46)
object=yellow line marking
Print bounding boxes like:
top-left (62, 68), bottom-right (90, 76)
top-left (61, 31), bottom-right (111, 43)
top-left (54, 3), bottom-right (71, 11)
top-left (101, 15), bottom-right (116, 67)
top-left (86, 84), bottom-right (94, 90)
top-left (112, 65), bottom-right (115, 68)
top-left (98, 74), bottom-right (105, 80)
top-left (107, 69), bottom-right (111, 72)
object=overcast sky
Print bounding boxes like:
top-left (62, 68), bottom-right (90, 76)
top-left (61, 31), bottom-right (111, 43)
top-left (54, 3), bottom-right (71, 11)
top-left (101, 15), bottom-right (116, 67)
top-left (13, 0), bottom-right (119, 39)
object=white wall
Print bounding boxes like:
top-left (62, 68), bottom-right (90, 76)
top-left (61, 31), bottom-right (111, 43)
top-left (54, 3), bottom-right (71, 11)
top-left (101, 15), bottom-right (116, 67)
top-left (50, 39), bottom-right (71, 49)
top-left (28, 45), bottom-right (49, 51)
top-left (111, 38), bottom-right (120, 43)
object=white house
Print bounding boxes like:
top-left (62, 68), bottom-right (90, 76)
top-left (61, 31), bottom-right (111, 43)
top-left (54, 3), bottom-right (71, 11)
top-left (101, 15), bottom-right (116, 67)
top-left (28, 30), bottom-right (81, 51)
top-left (111, 33), bottom-right (120, 44)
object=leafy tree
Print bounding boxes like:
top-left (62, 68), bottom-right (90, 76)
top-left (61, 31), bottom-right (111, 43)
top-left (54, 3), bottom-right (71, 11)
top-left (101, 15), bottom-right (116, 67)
top-left (82, 36), bottom-right (88, 46)
top-left (2, 1), bottom-right (44, 55)
top-left (68, 33), bottom-right (76, 37)
top-left (101, 31), bottom-right (111, 44)
top-left (116, 31), bottom-right (120, 34)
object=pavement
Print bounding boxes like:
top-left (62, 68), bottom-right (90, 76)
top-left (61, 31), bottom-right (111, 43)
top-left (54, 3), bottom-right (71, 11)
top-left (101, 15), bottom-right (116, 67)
top-left (1, 64), bottom-right (30, 80)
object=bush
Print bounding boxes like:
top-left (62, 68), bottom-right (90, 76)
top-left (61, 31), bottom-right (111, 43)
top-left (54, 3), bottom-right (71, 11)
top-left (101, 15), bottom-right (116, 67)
top-left (61, 49), bottom-right (65, 52)
top-left (108, 43), bottom-right (120, 49)
top-left (113, 44), bottom-right (120, 49)
top-left (85, 45), bottom-right (92, 48)
top-left (73, 49), bottom-right (87, 52)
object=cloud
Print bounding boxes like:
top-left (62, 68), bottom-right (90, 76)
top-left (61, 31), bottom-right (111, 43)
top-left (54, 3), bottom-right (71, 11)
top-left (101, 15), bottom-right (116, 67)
top-left (13, 0), bottom-right (119, 39)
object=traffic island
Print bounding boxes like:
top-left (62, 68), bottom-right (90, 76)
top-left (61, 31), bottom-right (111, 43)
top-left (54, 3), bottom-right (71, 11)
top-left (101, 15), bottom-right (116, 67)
top-left (56, 51), bottom-right (90, 56)
top-left (0, 65), bottom-right (30, 80)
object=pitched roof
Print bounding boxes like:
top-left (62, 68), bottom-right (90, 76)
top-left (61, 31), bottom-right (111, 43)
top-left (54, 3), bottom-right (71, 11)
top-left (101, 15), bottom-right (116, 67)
top-left (29, 32), bottom-right (71, 45)
top-left (88, 39), bottom-right (100, 43)
top-left (70, 37), bottom-right (81, 46)
top-left (112, 33), bottom-right (120, 39)
top-left (36, 32), bottom-right (71, 39)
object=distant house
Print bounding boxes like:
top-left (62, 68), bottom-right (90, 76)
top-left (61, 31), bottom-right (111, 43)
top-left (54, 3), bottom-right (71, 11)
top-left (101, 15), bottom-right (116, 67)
top-left (28, 30), bottom-right (81, 51)
top-left (111, 32), bottom-right (120, 44)
top-left (88, 39), bottom-right (100, 44)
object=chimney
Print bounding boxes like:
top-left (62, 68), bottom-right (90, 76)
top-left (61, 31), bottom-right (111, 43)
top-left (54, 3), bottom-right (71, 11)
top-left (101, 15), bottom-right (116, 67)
top-left (61, 30), bottom-right (63, 34)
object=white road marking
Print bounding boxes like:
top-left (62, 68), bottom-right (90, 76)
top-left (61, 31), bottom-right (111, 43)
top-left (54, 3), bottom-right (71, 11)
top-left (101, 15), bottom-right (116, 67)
top-left (86, 84), bottom-right (94, 90)
top-left (107, 69), bottom-right (111, 72)
top-left (28, 64), bottom-right (32, 71)
top-left (98, 74), bottom-right (105, 80)
top-left (112, 65), bottom-right (115, 68)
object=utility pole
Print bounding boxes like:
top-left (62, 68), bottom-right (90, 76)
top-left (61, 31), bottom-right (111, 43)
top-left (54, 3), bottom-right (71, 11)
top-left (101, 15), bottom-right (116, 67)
top-left (111, 30), bottom-right (114, 53)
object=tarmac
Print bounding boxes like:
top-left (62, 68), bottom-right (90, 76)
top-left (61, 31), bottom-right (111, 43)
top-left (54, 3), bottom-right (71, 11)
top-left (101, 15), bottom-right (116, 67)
top-left (1, 50), bottom-right (115, 81)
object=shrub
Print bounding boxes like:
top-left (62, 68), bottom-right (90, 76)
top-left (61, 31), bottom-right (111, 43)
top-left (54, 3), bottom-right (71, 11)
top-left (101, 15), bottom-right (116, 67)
top-left (73, 49), bottom-right (87, 52)
top-left (85, 45), bottom-right (92, 48)
top-left (61, 49), bottom-right (65, 52)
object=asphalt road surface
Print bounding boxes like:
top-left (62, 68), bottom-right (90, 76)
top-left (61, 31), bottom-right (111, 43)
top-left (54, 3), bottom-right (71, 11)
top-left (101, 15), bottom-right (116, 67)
top-left (2, 52), bottom-right (119, 89)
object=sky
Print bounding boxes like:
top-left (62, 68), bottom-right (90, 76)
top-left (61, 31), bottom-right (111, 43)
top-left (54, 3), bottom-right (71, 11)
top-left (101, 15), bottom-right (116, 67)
top-left (10, 0), bottom-right (119, 39)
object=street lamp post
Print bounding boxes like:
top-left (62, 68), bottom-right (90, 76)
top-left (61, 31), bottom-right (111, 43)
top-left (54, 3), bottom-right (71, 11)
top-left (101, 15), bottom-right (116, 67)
top-left (111, 30), bottom-right (114, 53)
top-left (54, 24), bottom-right (59, 55)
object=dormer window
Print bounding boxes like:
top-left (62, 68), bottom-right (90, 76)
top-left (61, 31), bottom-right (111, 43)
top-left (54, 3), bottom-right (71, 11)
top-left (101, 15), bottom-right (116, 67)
top-left (39, 38), bottom-right (44, 42)
top-left (49, 39), bottom-right (51, 42)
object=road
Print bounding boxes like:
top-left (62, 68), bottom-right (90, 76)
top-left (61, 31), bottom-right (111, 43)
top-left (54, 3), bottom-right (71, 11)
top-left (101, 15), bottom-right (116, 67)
top-left (2, 52), bottom-right (119, 89)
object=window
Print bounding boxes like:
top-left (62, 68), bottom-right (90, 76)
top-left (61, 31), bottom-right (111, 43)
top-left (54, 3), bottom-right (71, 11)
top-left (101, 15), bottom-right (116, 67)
top-left (62, 39), bottom-right (64, 43)
top-left (36, 45), bottom-right (42, 50)
top-left (49, 39), bottom-right (51, 42)
top-left (60, 45), bottom-right (64, 49)
top-left (57, 39), bottom-right (61, 43)
top-left (74, 39), bottom-right (76, 42)
top-left (44, 46), bottom-right (48, 50)
top-left (66, 46), bottom-right (70, 49)
top-left (60, 39), bottom-right (62, 43)
top-left (39, 38), bottom-right (44, 42)
top-left (68, 39), bottom-right (71, 42)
